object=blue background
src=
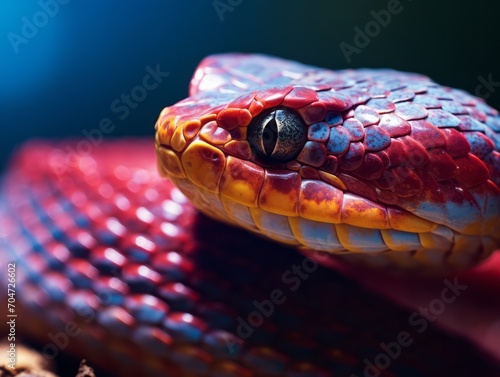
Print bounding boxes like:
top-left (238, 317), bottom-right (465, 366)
top-left (1, 0), bottom-right (499, 170)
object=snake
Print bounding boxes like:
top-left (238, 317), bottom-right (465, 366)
top-left (1, 54), bottom-right (499, 376)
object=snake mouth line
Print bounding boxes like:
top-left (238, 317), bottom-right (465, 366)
top-left (156, 138), bottom-right (472, 261)
top-left (156, 123), bottom-right (497, 268)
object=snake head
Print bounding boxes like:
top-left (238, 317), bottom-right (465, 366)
top-left (156, 54), bottom-right (500, 271)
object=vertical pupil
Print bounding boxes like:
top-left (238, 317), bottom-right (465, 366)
top-left (247, 107), bottom-right (306, 162)
top-left (262, 117), bottom-right (278, 156)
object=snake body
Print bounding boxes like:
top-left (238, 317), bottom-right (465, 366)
top-left (1, 54), bottom-right (500, 376)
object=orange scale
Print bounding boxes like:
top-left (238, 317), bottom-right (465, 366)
top-left (258, 170), bottom-right (301, 216)
top-left (156, 147), bottom-right (186, 179)
top-left (170, 126), bottom-right (187, 152)
top-left (318, 171), bottom-right (347, 191)
top-left (199, 121), bottom-right (231, 145)
top-left (180, 140), bottom-right (226, 193)
top-left (182, 120), bottom-right (201, 140)
top-left (216, 108), bottom-right (252, 130)
top-left (298, 180), bottom-right (343, 223)
top-left (156, 107), bottom-right (171, 124)
top-left (340, 193), bottom-right (389, 229)
top-left (248, 100), bottom-right (265, 117)
top-left (387, 208), bottom-right (437, 233)
top-left (219, 156), bottom-right (264, 208)
top-left (222, 140), bottom-right (252, 160)
top-left (199, 113), bottom-right (217, 124)
top-left (156, 117), bottom-right (177, 146)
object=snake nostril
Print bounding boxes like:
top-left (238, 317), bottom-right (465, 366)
top-left (200, 149), bottom-right (221, 162)
top-left (212, 154), bottom-right (219, 162)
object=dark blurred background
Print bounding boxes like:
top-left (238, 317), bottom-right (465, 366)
top-left (1, 0), bottom-right (499, 170)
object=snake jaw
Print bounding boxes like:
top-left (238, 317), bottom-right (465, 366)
top-left (154, 53), bottom-right (500, 270)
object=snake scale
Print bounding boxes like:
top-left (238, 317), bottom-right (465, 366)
top-left (1, 54), bottom-right (499, 376)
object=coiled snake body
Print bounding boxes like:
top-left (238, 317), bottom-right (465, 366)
top-left (1, 54), bottom-right (499, 376)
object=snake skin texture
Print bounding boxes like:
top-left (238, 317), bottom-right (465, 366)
top-left (156, 54), bottom-right (500, 271)
top-left (1, 54), bottom-right (500, 376)
top-left (1, 141), bottom-right (499, 377)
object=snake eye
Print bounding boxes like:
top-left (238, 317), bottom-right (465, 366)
top-left (248, 107), bottom-right (307, 162)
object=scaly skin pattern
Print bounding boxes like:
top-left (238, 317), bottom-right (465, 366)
top-left (1, 55), bottom-right (500, 376)
top-left (1, 141), bottom-right (500, 376)
top-left (156, 54), bottom-right (500, 271)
